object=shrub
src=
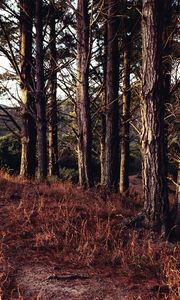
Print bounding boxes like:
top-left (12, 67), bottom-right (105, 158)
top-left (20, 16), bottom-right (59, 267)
top-left (59, 167), bottom-right (78, 183)
top-left (0, 134), bottom-right (21, 173)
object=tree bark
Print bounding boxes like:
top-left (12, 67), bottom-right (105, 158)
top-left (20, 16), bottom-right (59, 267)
top-left (162, 0), bottom-right (172, 101)
top-left (76, 0), bottom-right (93, 188)
top-left (100, 21), bottom-right (107, 185)
top-left (48, 2), bottom-right (59, 177)
top-left (104, 0), bottom-right (120, 191)
top-left (141, 0), bottom-right (169, 232)
top-left (20, 0), bottom-right (36, 178)
top-left (35, 0), bottom-right (47, 179)
top-left (100, 110), bottom-right (106, 185)
top-left (175, 162), bottom-right (180, 238)
top-left (119, 33), bottom-right (131, 193)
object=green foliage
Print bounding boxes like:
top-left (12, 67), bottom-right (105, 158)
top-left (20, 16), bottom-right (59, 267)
top-left (59, 167), bottom-right (78, 183)
top-left (58, 148), bottom-right (78, 183)
top-left (129, 141), bottom-right (141, 175)
top-left (0, 134), bottom-right (21, 173)
top-left (59, 148), bottom-right (77, 169)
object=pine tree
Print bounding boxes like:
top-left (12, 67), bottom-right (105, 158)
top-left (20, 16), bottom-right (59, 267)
top-left (48, 0), bottom-right (59, 177)
top-left (141, 0), bottom-right (169, 232)
top-left (76, 0), bottom-right (94, 188)
top-left (19, 0), bottom-right (36, 178)
top-left (35, 0), bottom-right (47, 179)
top-left (104, 0), bottom-right (120, 191)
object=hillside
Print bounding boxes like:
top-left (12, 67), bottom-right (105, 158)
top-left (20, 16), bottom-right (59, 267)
top-left (0, 171), bottom-right (179, 299)
top-left (0, 105), bottom-right (20, 137)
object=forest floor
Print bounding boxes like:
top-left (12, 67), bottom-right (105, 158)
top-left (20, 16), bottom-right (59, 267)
top-left (0, 171), bottom-right (179, 300)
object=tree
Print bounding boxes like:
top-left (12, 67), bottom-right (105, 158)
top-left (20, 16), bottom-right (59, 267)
top-left (0, 0), bottom-right (37, 177)
top-left (76, 0), bottom-right (94, 188)
top-left (19, 0), bottom-right (36, 178)
top-left (104, 0), bottom-right (120, 191)
top-left (48, 0), bottom-right (59, 177)
top-left (119, 21), bottom-right (131, 193)
top-left (175, 160), bottom-right (180, 238)
top-left (35, 0), bottom-right (47, 179)
top-left (141, 0), bottom-right (169, 232)
top-left (119, 0), bottom-right (141, 194)
top-left (100, 19), bottom-right (107, 185)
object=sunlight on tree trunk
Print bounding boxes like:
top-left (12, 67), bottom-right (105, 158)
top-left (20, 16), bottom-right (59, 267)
top-left (120, 33), bottom-right (131, 194)
top-left (20, 0), bottom-right (36, 178)
top-left (76, 0), bottom-right (94, 188)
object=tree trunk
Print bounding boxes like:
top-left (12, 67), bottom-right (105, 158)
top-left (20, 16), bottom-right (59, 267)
top-left (100, 110), bottom-right (106, 185)
top-left (141, 0), bottom-right (169, 232)
top-left (35, 0), bottom-right (47, 179)
top-left (100, 21), bottom-right (107, 185)
top-left (20, 0), bottom-right (36, 178)
top-left (104, 0), bottom-right (119, 191)
top-left (119, 33), bottom-right (131, 193)
top-left (48, 2), bottom-right (59, 177)
top-left (76, 0), bottom-right (93, 188)
top-left (162, 0), bottom-right (172, 101)
top-left (175, 162), bottom-right (180, 238)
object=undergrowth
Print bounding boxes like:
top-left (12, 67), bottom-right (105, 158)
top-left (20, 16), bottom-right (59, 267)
top-left (0, 170), bottom-right (179, 299)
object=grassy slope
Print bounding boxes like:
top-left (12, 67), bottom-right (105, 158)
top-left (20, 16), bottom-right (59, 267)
top-left (0, 171), bottom-right (179, 299)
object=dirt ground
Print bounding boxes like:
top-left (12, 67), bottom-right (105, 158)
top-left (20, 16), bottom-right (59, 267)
top-left (14, 265), bottom-right (132, 299)
top-left (7, 262), bottom-right (157, 299)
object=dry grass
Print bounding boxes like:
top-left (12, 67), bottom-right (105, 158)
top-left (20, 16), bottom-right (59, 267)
top-left (0, 170), bottom-right (179, 299)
